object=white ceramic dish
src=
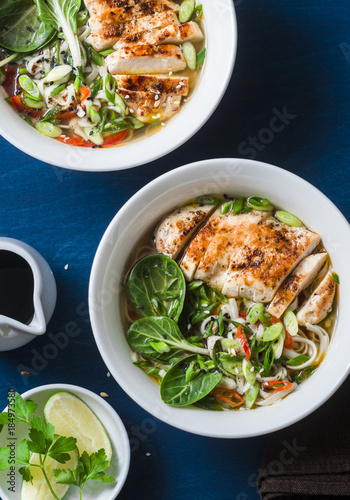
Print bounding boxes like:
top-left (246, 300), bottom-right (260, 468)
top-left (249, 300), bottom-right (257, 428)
top-left (0, 384), bottom-right (130, 500)
top-left (89, 158), bottom-right (350, 438)
top-left (0, 0), bottom-right (237, 172)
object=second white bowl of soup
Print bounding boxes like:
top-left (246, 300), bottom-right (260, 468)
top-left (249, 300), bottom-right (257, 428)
top-left (89, 159), bottom-right (350, 437)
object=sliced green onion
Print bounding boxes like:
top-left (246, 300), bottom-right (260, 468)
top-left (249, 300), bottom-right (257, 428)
top-left (84, 126), bottom-right (104, 145)
top-left (19, 75), bottom-right (41, 100)
top-left (115, 91), bottom-right (126, 115)
top-left (91, 76), bottom-right (103, 99)
top-left (40, 106), bottom-right (62, 122)
top-left (97, 108), bottom-right (109, 133)
top-left (220, 200), bottom-right (233, 214)
top-left (232, 198), bottom-right (244, 214)
top-left (88, 47), bottom-right (104, 66)
top-left (36, 121), bottom-right (62, 138)
top-left (44, 64), bottom-right (72, 83)
top-left (295, 365), bottom-right (317, 384)
top-left (263, 344), bottom-right (274, 375)
top-left (77, 9), bottom-right (89, 26)
top-left (196, 48), bottom-right (206, 69)
top-left (242, 359), bottom-right (256, 385)
top-left (22, 97), bottom-right (45, 109)
top-left (50, 83), bottom-right (66, 97)
top-left (179, 0), bottom-right (195, 23)
top-left (283, 309), bottom-right (298, 336)
top-left (89, 105), bottom-right (101, 124)
top-left (241, 207), bottom-right (252, 214)
top-left (99, 49), bottom-right (114, 57)
top-left (245, 381), bottom-right (259, 409)
top-left (271, 330), bottom-right (285, 360)
top-left (193, 3), bottom-right (203, 21)
top-left (196, 195), bottom-right (221, 205)
top-left (183, 41), bottom-right (196, 70)
top-left (148, 340), bottom-right (170, 354)
top-left (275, 210), bottom-right (303, 227)
top-left (74, 75), bottom-right (80, 94)
top-left (332, 272), bottom-right (340, 284)
top-left (19, 67), bottom-right (27, 75)
top-left (0, 68), bottom-right (5, 85)
top-left (247, 303), bottom-right (264, 324)
top-left (285, 355), bottom-right (310, 366)
top-left (105, 73), bottom-right (116, 104)
top-left (188, 280), bottom-right (203, 291)
top-left (262, 322), bottom-right (283, 342)
top-left (247, 196), bottom-right (273, 211)
top-left (127, 116), bottom-right (145, 129)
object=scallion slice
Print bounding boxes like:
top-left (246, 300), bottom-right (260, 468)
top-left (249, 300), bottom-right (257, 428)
top-left (232, 198), bottom-right (244, 214)
top-left (84, 126), bottom-right (104, 145)
top-left (242, 359), bottom-right (256, 385)
top-left (77, 9), bottom-right (89, 26)
top-left (36, 121), bottom-right (62, 138)
top-left (247, 196), bottom-right (273, 211)
top-left (196, 48), bottom-right (206, 69)
top-left (193, 3), bottom-right (203, 21)
top-left (283, 309), bottom-right (298, 336)
top-left (245, 381), bottom-right (259, 409)
top-left (196, 195), bottom-right (221, 205)
top-left (99, 49), bottom-right (114, 57)
top-left (275, 210), bottom-right (303, 227)
top-left (115, 91), bottom-right (126, 116)
top-left (22, 97), bottom-right (44, 109)
top-left (183, 42), bottom-right (196, 70)
top-left (262, 322), bottom-right (283, 342)
top-left (89, 105), bottom-right (101, 124)
top-left (91, 76), bottom-right (103, 99)
top-left (105, 73), bottom-right (116, 104)
top-left (179, 0), bottom-right (195, 23)
top-left (332, 272), bottom-right (340, 284)
top-left (247, 303), bottom-right (264, 324)
top-left (19, 75), bottom-right (41, 100)
top-left (44, 65), bottom-right (72, 83)
top-left (220, 200), bottom-right (233, 214)
top-left (50, 83), bottom-right (66, 97)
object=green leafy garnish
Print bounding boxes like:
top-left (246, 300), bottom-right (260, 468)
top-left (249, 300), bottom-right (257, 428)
top-left (332, 272), bottom-right (340, 284)
top-left (196, 48), bottom-right (206, 69)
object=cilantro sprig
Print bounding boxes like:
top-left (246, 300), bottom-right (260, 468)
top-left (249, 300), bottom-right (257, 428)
top-left (0, 393), bottom-right (115, 500)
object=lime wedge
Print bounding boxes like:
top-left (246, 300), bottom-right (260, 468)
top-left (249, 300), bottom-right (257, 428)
top-left (21, 437), bottom-right (78, 500)
top-left (43, 392), bottom-right (112, 462)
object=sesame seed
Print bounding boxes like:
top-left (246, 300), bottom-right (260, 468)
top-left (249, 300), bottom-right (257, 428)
top-left (168, 71), bottom-right (173, 75)
top-left (161, 122), bottom-right (166, 126)
top-left (64, 264), bottom-right (69, 270)
top-left (100, 392), bottom-right (109, 398)
top-left (146, 452), bottom-right (151, 457)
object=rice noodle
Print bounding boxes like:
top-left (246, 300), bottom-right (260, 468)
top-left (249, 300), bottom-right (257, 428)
top-left (256, 382), bottom-right (297, 406)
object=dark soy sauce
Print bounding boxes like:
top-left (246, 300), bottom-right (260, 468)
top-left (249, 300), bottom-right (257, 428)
top-left (0, 250), bottom-right (34, 324)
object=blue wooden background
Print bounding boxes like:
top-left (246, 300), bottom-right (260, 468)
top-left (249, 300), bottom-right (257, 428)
top-left (1, 0), bottom-right (350, 498)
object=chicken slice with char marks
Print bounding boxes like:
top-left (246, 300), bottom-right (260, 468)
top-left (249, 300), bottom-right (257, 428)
top-left (117, 89), bottom-right (181, 122)
top-left (267, 253), bottom-right (327, 318)
top-left (155, 204), bottom-right (218, 259)
top-left (115, 75), bottom-right (189, 95)
top-left (87, 11), bottom-right (179, 51)
top-left (297, 269), bottom-right (337, 325)
top-left (180, 208), bottom-right (224, 281)
top-left (121, 21), bottom-right (204, 46)
top-left (106, 43), bottom-right (186, 74)
top-left (86, 0), bottom-right (179, 19)
top-left (193, 210), bottom-right (269, 290)
top-left (222, 218), bottom-right (321, 302)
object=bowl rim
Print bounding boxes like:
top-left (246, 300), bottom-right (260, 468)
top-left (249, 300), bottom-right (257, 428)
top-left (0, 0), bottom-right (237, 172)
top-left (0, 383), bottom-right (130, 499)
top-left (89, 158), bottom-right (350, 438)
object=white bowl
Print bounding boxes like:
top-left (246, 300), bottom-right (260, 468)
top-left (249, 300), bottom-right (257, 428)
top-left (89, 158), bottom-right (350, 438)
top-left (0, 1), bottom-right (236, 172)
top-left (0, 384), bottom-right (130, 499)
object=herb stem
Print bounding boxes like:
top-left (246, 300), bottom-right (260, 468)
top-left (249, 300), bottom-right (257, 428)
top-left (0, 53), bottom-right (19, 67)
top-left (40, 454), bottom-right (60, 500)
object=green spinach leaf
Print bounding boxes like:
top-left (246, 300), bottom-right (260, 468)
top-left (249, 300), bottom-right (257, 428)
top-left (127, 316), bottom-right (208, 362)
top-left (160, 355), bottom-right (222, 407)
top-left (0, 1), bottom-right (55, 53)
top-left (126, 254), bottom-right (186, 322)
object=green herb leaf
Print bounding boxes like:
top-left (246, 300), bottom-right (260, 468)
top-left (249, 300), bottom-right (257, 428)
top-left (160, 355), bottom-right (222, 407)
top-left (54, 467), bottom-right (80, 486)
top-left (15, 440), bottom-right (31, 466)
top-left (0, 447), bottom-right (11, 470)
top-left (195, 394), bottom-right (223, 411)
top-left (14, 393), bottom-right (37, 423)
top-left (48, 435), bottom-right (77, 464)
top-left (19, 466), bottom-right (33, 483)
top-left (27, 428), bottom-right (48, 455)
top-left (127, 316), bottom-right (208, 362)
top-left (126, 254), bottom-right (186, 322)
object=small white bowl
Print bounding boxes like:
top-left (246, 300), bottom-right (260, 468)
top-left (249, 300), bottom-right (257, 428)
top-left (0, 384), bottom-right (130, 500)
top-left (89, 158), bottom-right (350, 438)
top-left (0, 0), bottom-right (237, 172)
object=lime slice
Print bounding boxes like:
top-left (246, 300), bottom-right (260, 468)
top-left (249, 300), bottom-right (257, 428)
top-left (43, 392), bottom-right (112, 462)
top-left (21, 437), bottom-right (78, 500)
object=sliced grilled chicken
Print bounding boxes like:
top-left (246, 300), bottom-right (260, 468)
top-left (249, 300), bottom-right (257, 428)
top-left (115, 75), bottom-right (189, 95)
top-left (297, 269), bottom-right (336, 325)
top-left (267, 253), bottom-right (327, 318)
top-left (117, 89), bottom-right (181, 122)
top-left (122, 21), bottom-right (204, 45)
top-left (86, 0), bottom-right (179, 19)
top-left (194, 211), bottom-right (269, 290)
top-left (222, 218), bottom-right (321, 302)
top-left (180, 208), bottom-right (224, 281)
top-left (106, 43), bottom-right (186, 74)
top-left (155, 204), bottom-right (218, 259)
top-left (87, 11), bottom-right (179, 51)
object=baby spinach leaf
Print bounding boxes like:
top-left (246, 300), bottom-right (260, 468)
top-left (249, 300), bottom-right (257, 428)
top-left (127, 316), bottom-right (208, 362)
top-left (126, 254), bottom-right (186, 322)
top-left (160, 355), bottom-right (222, 407)
top-left (0, 1), bottom-right (56, 53)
